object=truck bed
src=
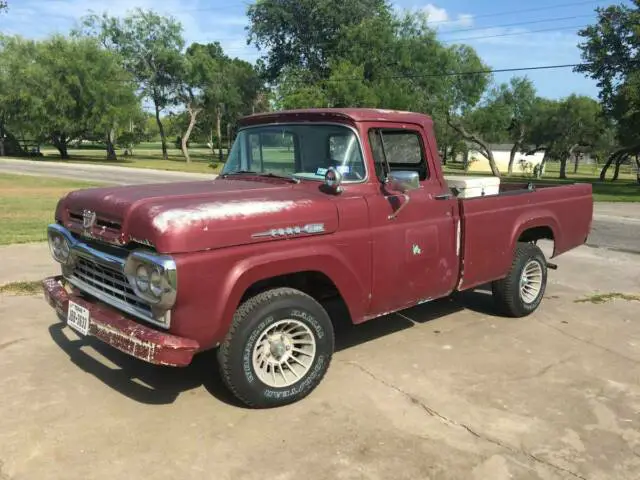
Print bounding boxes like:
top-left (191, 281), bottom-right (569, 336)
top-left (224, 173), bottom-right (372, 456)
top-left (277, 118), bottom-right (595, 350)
top-left (456, 182), bottom-right (593, 291)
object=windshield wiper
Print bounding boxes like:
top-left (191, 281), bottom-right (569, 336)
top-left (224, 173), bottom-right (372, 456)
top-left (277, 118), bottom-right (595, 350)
top-left (222, 170), bottom-right (300, 183)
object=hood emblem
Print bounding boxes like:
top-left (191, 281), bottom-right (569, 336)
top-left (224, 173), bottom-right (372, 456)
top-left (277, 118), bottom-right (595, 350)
top-left (82, 209), bottom-right (96, 230)
top-left (252, 223), bottom-right (325, 239)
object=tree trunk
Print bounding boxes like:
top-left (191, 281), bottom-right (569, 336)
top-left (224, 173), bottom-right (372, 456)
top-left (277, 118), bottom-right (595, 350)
top-left (0, 120), bottom-right (5, 157)
top-left (600, 144), bottom-right (640, 180)
top-left (227, 122), bottom-right (232, 154)
top-left (216, 105), bottom-right (223, 162)
top-left (600, 152), bottom-right (618, 181)
top-left (507, 128), bottom-right (525, 176)
top-left (106, 128), bottom-right (117, 161)
top-left (559, 157), bottom-right (568, 179)
top-left (635, 155), bottom-right (640, 185)
top-left (181, 106), bottom-right (201, 164)
top-left (52, 134), bottom-right (69, 159)
top-left (508, 143), bottom-right (519, 176)
top-left (612, 154), bottom-right (627, 181)
top-left (446, 116), bottom-right (500, 177)
top-left (536, 152), bottom-right (549, 179)
top-left (154, 103), bottom-right (168, 160)
top-left (573, 153), bottom-right (580, 174)
top-left (560, 144), bottom-right (579, 179)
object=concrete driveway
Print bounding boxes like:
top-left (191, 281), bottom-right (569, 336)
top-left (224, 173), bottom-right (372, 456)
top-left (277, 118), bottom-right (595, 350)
top-left (0, 244), bottom-right (638, 480)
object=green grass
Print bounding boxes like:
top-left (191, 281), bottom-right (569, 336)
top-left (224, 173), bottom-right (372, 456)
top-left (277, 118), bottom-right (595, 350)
top-left (575, 292), bottom-right (640, 304)
top-left (442, 162), bottom-right (639, 202)
top-left (0, 173), bottom-right (104, 245)
top-left (0, 280), bottom-right (42, 296)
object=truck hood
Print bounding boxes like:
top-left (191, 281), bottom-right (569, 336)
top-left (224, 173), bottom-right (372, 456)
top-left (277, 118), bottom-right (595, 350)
top-left (55, 178), bottom-right (339, 253)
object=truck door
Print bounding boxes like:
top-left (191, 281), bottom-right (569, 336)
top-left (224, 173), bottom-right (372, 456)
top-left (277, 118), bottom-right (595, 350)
top-left (364, 125), bottom-right (459, 316)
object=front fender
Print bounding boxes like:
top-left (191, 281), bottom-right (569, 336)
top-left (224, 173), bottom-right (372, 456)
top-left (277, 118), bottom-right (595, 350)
top-left (214, 245), bottom-right (369, 339)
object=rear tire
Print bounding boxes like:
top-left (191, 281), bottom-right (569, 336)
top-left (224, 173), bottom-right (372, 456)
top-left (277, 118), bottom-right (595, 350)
top-left (492, 242), bottom-right (548, 317)
top-left (217, 288), bottom-right (334, 408)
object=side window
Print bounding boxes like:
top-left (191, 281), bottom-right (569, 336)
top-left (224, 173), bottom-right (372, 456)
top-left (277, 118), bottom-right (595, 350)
top-left (368, 128), bottom-right (428, 181)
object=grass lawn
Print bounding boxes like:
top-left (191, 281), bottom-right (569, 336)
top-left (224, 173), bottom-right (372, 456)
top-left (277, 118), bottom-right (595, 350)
top-left (442, 162), bottom-right (639, 202)
top-left (0, 173), bottom-right (104, 245)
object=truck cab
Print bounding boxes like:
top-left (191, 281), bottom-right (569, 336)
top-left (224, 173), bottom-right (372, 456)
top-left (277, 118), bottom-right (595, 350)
top-left (42, 108), bottom-right (593, 408)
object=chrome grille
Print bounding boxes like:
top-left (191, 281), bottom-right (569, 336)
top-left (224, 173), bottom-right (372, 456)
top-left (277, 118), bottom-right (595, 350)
top-left (69, 256), bottom-right (152, 316)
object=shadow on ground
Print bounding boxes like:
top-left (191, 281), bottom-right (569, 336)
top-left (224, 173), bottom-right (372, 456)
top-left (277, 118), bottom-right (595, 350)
top-left (47, 287), bottom-right (500, 407)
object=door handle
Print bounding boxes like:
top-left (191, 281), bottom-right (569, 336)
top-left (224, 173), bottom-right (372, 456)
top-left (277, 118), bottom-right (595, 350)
top-left (434, 193), bottom-right (452, 200)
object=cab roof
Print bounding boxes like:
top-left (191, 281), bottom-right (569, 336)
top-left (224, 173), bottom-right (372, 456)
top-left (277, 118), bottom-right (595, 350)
top-left (238, 108), bottom-right (434, 129)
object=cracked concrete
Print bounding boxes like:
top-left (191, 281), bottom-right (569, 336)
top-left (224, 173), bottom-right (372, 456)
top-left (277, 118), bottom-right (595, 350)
top-left (0, 244), bottom-right (639, 480)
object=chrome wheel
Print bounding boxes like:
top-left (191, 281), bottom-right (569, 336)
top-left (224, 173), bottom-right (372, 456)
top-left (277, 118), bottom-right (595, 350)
top-left (520, 260), bottom-right (543, 304)
top-left (252, 319), bottom-right (317, 388)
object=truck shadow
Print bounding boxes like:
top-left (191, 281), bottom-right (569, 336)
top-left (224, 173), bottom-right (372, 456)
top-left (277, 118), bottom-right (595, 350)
top-left (47, 287), bottom-right (500, 408)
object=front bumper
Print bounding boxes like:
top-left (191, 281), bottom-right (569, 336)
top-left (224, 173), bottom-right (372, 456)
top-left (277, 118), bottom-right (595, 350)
top-left (42, 276), bottom-right (199, 367)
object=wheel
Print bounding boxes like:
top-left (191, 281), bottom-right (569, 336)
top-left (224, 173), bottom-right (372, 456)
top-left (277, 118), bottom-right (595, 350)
top-left (217, 287), bottom-right (335, 408)
top-left (492, 242), bottom-right (548, 317)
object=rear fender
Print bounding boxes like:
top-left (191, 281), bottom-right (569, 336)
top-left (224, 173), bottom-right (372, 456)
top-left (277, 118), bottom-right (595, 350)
top-left (510, 212), bottom-right (560, 256)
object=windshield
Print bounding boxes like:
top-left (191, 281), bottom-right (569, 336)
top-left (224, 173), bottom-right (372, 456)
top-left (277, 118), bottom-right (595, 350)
top-left (222, 124), bottom-right (366, 182)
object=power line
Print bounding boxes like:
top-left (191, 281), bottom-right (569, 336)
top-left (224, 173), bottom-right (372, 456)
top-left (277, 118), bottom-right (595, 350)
top-left (318, 63), bottom-right (585, 83)
top-left (422, 0), bottom-right (606, 25)
top-left (201, 13), bottom-right (594, 46)
top-left (436, 14), bottom-right (594, 36)
top-left (441, 24), bottom-right (588, 43)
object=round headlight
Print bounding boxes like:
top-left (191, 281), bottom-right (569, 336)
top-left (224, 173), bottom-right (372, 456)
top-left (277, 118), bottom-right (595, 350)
top-left (49, 234), bottom-right (70, 263)
top-left (149, 269), bottom-right (163, 297)
top-left (135, 264), bottom-right (150, 292)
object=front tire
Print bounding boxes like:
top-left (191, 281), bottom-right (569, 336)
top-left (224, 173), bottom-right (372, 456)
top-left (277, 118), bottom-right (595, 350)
top-left (217, 288), bottom-right (334, 408)
top-left (492, 242), bottom-right (548, 317)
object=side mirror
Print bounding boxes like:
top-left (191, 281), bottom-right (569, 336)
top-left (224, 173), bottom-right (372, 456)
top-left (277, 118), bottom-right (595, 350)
top-left (324, 167), bottom-right (343, 194)
top-left (385, 171), bottom-right (420, 193)
top-left (384, 171), bottom-right (420, 220)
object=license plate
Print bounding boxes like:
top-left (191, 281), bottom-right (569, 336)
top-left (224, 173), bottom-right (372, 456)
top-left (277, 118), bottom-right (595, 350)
top-left (67, 301), bottom-right (90, 336)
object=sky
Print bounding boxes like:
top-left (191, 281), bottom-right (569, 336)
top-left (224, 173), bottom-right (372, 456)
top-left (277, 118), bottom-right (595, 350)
top-left (1, 0), bottom-right (629, 101)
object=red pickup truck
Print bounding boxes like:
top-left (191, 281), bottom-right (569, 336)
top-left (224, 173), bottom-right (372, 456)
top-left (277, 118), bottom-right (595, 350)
top-left (42, 108), bottom-right (593, 408)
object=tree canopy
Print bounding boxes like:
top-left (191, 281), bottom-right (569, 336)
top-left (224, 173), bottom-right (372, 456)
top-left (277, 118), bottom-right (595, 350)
top-left (576, 0), bottom-right (640, 178)
top-left (0, 34), bottom-right (139, 158)
top-left (247, 0), bottom-right (392, 82)
top-left (77, 9), bottom-right (185, 159)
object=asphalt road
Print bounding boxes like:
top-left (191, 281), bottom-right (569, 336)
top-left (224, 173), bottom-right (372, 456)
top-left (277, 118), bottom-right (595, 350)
top-left (0, 158), bottom-right (214, 184)
top-left (1, 158), bottom-right (638, 253)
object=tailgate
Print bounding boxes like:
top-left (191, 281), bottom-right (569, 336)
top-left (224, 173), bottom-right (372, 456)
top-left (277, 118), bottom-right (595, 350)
top-left (457, 183), bottom-right (593, 290)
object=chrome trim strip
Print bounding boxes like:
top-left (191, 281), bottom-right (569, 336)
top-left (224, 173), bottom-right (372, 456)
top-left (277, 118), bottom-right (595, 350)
top-left (67, 275), bottom-right (169, 328)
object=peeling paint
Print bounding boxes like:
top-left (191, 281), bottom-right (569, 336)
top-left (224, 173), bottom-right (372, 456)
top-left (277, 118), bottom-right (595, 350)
top-left (93, 322), bottom-right (158, 362)
top-left (150, 200), bottom-right (301, 233)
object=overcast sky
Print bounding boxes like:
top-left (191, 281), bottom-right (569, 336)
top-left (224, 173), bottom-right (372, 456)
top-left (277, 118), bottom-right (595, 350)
top-left (3, 0), bottom-right (627, 100)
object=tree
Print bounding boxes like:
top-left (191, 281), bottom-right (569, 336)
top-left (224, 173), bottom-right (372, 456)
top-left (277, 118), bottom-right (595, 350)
top-left (525, 95), bottom-right (605, 179)
top-left (184, 42), bottom-right (264, 161)
top-left (576, 1), bottom-right (640, 179)
top-left (0, 1), bottom-right (7, 13)
top-left (247, 0), bottom-right (392, 82)
top-left (0, 34), bottom-right (138, 159)
top-left (77, 9), bottom-right (185, 160)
